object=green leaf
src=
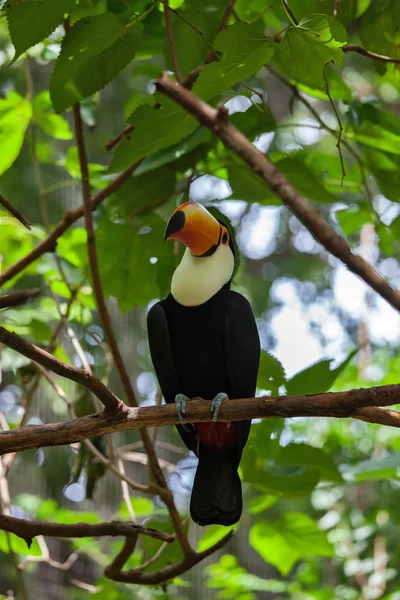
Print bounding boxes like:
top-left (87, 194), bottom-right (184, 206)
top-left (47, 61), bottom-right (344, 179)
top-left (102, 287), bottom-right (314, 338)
top-left (110, 167), bottom-right (176, 217)
top-left (230, 104), bottom-right (276, 140)
top-left (96, 214), bottom-right (175, 310)
top-left (0, 532), bottom-right (41, 556)
top-left (280, 14), bottom-right (347, 88)
top-left (250, 512), bottom-right (334, 576)
top-left (118, 496), bottom-right (154, 519)
top-left (257, 350), bottom-right (286, 395)
top-left (248, 494), bottom-right (278, 514)
top-left (197, 524), bottom-right (235, 552)
top-left (286, 350), bottom-right (357, 395)
top-left (336, 204), bottom-right (373, 236)
top-left (3, 0), bottom-right (76, 62)
top-left (192, 22), bottom-right (275, 100)
top-left (50, 13), bottom-right (143, 113)
top-left (276, 443), bottom-right (343, 483)
top-left (360, 0), bottom-right (400, 65)
top-left (110, 96), bottom-right (199, 172)
top-left (33, 91), bottom-right (73, 140)
top-left (341, 455), bottom-right (400, 482)
top-left (0, 91), bottom-right (32, 176)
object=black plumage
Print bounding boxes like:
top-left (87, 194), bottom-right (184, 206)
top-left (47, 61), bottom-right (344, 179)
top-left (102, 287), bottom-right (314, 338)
top-left (147, 287), bottom-right (260, 526)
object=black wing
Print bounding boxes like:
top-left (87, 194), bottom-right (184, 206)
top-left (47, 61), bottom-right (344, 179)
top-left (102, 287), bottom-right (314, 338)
top-left (224, 291), bottom-right (260, 451)
top-left (147, 302), bottom-right (198, 454)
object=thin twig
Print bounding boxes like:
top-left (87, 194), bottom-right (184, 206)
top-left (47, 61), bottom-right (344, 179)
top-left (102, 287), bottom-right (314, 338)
top-left (0, 160), bottom-right (143, 288)
top-left (333, 0), bottom-right (341, 18)
top-left (343, 45), bottom-right (400, 64)
top-left (0, 194), bottom-right (31, 230)
top-left (323, 69), bottom-right (346, 185)
top-left (164, 0), bottom-right (182, 82)
top-left (71, 103), bottom-right (192, 555)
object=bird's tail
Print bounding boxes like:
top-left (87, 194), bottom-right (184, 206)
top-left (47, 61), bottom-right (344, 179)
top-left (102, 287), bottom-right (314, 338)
top-left (190, 445), bottom-right (242, 527)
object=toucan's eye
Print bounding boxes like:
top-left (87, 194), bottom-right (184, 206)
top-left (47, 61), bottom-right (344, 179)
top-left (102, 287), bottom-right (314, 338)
top-left (222, 232), bottom-right (229, 244)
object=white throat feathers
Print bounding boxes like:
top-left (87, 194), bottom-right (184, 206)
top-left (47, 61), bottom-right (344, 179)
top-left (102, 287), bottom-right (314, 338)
top-left (171, 244), bottom-right (235, 307)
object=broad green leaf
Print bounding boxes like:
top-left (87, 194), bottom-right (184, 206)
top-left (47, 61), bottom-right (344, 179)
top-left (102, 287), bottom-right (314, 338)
top-left (135, 127), bottom-right (211, 175)
top-left (110, 96), bottom-right (199, 172)
top-left (276, 443), bottom-right (343, 482)
top-left (33, 91), bottom-right (72, 140)
top-left (280, 14), bottom-right (347, 88)
top-left (50, 13), bottom-right (143, 113)
top-left (197, 524), bottom-right (235, 552)
top-left (193, 22), bottom-right (275, 100)
top-left (110, 167), bottom-right (176, 217)
top-left (230, 104), bottom-right (276, 140)
top-left (118, 496), bottom-right (154, 519)
top-left (0, 532), bottom-right (41, 556)
top-left (3, 0), bottom-right (76, 62)
top-left (336, 204), bottom-right (373, 236)
top-left (0, 91), bottom-right (32, 176)
top-left (248, 494), bottom-right (278, 514)
top-left (341, 455), bottom-right (400, 482)
top-left (286, 350), bottom-right (357, 395)
top-left (360, 0), bottom-right (400, 64)
top-left (250, 512), bottom-right (334, 575)
top-left (96, 214), bottom-right (175, 310)
top-left (169, 7), bottom-right (221, 77)
top-left (257, 350), bottom-right (286, 395)
top-left (229, 155), bottom-right (338, 205)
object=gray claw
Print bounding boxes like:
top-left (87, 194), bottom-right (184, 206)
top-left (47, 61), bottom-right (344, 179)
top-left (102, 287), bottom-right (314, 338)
top-left (210, 392), bottom-right (229, 426)
top-left (175, 393), bottom-right (191, 432)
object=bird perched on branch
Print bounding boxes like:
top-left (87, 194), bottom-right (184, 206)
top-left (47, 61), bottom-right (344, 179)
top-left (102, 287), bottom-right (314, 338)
top-left (147, 202), bottom-right (260, 526)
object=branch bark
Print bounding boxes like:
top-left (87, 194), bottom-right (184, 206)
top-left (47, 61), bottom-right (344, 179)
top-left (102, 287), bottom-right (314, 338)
top-left (0, 289), bottom-right (40, 310)
top-left (1, 386), bottom-right (400, 456)
top-left (0, 194), bottom-right (31, 230)
top-left (343, 45), bottom-right (400, 64)
top-left (0, 515), bottom-right (174, 545)
top-left (155, 73), bottom-right (400, 313)
top-left (0, 326), bottom-right (124, 414)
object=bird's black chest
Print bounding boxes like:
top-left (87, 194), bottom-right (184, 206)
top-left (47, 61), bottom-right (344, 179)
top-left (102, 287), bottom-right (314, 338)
top-left (160, 291), bottom-right (231, 400)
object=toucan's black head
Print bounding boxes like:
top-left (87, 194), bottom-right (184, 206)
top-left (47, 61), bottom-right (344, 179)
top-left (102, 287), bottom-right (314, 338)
top-left (164, 202), bottom-right (234, 259)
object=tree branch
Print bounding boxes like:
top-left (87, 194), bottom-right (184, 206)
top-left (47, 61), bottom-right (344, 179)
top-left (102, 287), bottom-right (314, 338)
top-left (0, 515), bottom-right (174, 545)
top-left (0, 160), bottom-right (142, 289)
top-left (71, 104), bottom-right (191, 555)
top-left (0, 289), bottom-right (40, 310)
top-left (343, 45), bottom-right (400, 64)
top-left (155, 73), bottom-right (400, 313)
top-left (1, 386), bottom-right (400, 456)
top-left (0, 194), bottom-right (31, 230)
top-left (0, 326), bottom-right (124, 414)
top-left (106, 530), bottom-right (234, 585)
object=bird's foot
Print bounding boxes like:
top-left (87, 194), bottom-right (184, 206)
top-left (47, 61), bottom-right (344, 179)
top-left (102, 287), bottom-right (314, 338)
top-left (210, 392), bottom-right (229, 427)
top-left (175, 394), bottom-right (191, 432)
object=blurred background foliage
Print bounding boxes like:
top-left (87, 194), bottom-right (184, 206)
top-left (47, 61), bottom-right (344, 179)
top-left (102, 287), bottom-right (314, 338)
top-left (0, 0), bottom-right (400, 598)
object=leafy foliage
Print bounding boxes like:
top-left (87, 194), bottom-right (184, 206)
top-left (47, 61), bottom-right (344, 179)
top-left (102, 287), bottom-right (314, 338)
top-left (0, 0), bottom-right (400, 598)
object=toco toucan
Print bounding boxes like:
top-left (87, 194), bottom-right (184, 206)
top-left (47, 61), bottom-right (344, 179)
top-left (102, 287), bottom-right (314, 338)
top-left (147, 202), bottom-right (260, 526)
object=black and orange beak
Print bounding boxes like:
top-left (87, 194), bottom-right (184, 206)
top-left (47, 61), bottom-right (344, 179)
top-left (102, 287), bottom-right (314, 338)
top-left (164, 202), bottom-right (221, 257)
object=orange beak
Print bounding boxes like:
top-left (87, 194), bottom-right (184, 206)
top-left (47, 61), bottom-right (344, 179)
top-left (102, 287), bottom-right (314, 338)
top-left (164, 202), bottom-right (222, 257)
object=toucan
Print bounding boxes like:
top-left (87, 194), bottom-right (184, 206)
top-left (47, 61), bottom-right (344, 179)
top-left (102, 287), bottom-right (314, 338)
top-left (147, 202), bottom-right (260, 526)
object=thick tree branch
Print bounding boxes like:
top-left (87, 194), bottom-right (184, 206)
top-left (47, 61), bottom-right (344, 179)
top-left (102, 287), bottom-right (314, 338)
top-left (0, 289), bottom-right (40, 310)
top-left (0, 160), bottom-right (142, 288)
top-left (0, 515), bottom-right (174, 545)
top-left (1, 386), bottom-right (400, 455)
top-left (155, 73), bottom-right (400, 313)
top-left (0, 194), bottom-right (31, 230)
top-left (0, 326), bottom-right (124, 414)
